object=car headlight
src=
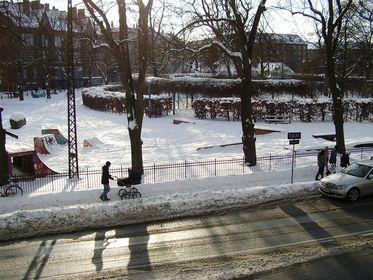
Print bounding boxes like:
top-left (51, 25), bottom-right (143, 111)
top-left (333, 185), bottom-right (344, 190)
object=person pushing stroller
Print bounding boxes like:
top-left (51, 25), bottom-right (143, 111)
top-left (100, 161), bottom-right (114, 201)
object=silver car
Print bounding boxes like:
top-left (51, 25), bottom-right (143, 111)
top-left (318, 160), bottom-right (373, 202)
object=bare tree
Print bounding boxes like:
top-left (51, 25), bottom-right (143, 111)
top-left (0, 1), bottom-right (35, 100)
top-left (283, 0), bottom-right (353, 153)
top-left (349, 1), bottom-right (372, 79)
top-left (82, 0), bottom-right (153, 174)
top-left (182, 0), bottom-right (266, 165)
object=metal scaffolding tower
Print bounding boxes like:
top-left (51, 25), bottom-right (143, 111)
top-left (67, 0), bottom-right (79, 178)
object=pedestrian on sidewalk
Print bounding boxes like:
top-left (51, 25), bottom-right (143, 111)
top-left (340, 152), bottom-right (350, 169)
top-left (315, 149), bottom-right (326, 180)
top-left (100, 161), bottom-right (114, 201)
top-left (324, 146), bottom-right (331, 175)
top-left (329, 145), bottom-right (338, 174)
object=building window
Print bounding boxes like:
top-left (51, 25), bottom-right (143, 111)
top-left (42, 35), bottom-right (49, 47)
top-left (55, 36), bottom-right (62, 47)
top-left (22, 34), bottom-right (33, 46)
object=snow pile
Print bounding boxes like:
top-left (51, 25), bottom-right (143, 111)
top-left (9, 112), bottom-right (25, 122)
top-left (82, 85), bottom-right (126, 99)
top-left (0, 175), bottom-right (319, 240)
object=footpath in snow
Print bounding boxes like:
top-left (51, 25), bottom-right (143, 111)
top-left (0, 167), bottom-right (319, 241)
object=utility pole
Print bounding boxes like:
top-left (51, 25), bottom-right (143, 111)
top-left (0, 107), bottom-right (18, 184)
top-left (67, 0), bottom-right (79, 178)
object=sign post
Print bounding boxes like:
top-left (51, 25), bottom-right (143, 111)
top-left (288, 132), bottom-right (301, 183)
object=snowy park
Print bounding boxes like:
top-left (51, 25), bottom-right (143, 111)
top-left (1, 86), bottom-right (373, 239)
top-left (2, 1), bottom-right (373, 278)
top-left (2, 88), bottom-right (373, 172)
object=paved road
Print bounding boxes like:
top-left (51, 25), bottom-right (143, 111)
top-left (254, 247), bottom-right (373, 280)
top-left (1, 196), bottom-right (373, 279)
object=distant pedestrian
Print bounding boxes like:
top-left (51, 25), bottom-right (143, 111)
top-left (315, 149), bottom-right (326, 180)
top-left (324, 146), bottom-right (330, 175)
top-left (100, 161), bottom-right (114, 201)
top-left (340, 152), bottom-right (350, 169)
top-left (329, 145), bottom-right (338, 173)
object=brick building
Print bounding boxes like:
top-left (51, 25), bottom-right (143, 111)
top-left (0, 0), bottom-right (105, 92)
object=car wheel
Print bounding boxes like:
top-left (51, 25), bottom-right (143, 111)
top-left (347, 187), bottom-right (360, 202)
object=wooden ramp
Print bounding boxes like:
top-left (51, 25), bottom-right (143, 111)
top-left (312, 134), bottom-right (336, 142)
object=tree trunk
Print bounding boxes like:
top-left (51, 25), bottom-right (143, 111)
top-left (128, 126), bottom-right (143, 175)
top-left (326, 49), bottom-right (346, 153)
top-left (0, 109), bottom-right (9, 183)
top-left (241, 76), bottom-right (256, 166)
top-left (17, 63), bottom-right (24, 101)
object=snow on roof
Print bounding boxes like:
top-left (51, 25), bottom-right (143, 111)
top-left (257, 33), bottom-right (307, 45)
top-left (0, 2), bottom-right (38, 28)
top-left (0, 2), bottom-right (89, 32)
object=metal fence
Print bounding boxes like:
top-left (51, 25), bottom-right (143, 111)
top-left (12, 147), bottom-right (373, 194)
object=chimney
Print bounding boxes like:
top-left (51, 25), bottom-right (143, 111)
top-left (78, 9), bottom-right (85, 18)
top-left (30, 0), bottom-right (41, 10)
top-left (72, 7), bottom-right (77, 18)
top-left (44, 3), bottom-right (49, 11)
top-left (23, 0), bottom-right (30, 16)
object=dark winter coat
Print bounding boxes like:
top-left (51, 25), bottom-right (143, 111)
top-left (329, 148), bottom-right (337, 164)
top-left (340, 153), bottom-right (350, 168)
top-left (317, 152), bottom-right (326, 167)
top-left (101, 165), bottom-right (113, 184)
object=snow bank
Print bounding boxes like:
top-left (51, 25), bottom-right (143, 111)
top-left (9, 112), bottom-right (25, 122)
top-left (0, 179), bottom-right (318, 241)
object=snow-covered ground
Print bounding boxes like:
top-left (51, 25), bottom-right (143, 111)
top-left (0, 167), bottom-right (318, 240)
top-left (2, 89), bottom-right (373, 172)
top-left (1, 88), bottom-right (372, 240)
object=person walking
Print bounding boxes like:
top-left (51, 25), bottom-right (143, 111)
top-left (315, 149), bottom-right (326, 180)
top-left (324, 146), bottom-right (330, 175)
top-left (340, 152), bottom-right (350, 169)
top-left (100, 161), bottom-right (114, 201)
top-left (329, 145), bottom-right (338, 173)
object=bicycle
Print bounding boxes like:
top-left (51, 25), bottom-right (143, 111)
top-left (0, 180), bottom-right (24, 197)
top-left (116, 169), bottom-right (142, 200)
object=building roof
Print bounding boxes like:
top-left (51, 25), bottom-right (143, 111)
top-left (0, 1), bottom-right (90, 32)
top-left (0, 2), bottom-right (38, 28)
top-left (258, 33), bottom-right (307, 45)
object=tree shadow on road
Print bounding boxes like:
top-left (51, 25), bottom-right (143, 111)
top-left (115, 224), bottom-right (154, 280)
top-left (22, 239), bottom-right (57, 280)
top-left (279, 203), bottom-right (370, 279)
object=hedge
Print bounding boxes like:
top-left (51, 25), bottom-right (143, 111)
top-left (144, 76), bottom-right (372, 98)
top-left (192, 97), bottom-right (373, 122)
top-left (82, 86), bottom-right (172, 117)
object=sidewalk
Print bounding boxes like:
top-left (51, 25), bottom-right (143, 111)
top-left (0, 167), bottom-right (318, 240)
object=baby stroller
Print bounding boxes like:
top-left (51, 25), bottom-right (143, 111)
top-left (117, 169), bottom-right (142, 199)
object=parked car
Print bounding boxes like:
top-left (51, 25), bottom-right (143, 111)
top-left (318, 160), bottom-right (373, 202)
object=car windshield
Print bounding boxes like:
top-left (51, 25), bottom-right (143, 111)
top-left (342, 163), bottom-right (371, 178)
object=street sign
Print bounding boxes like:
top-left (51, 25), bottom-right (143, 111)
top-left (287, 133), bottom-right (301, 184)
top-left (289, 139), bottom-right (299, 145)
top-left (288, 132), bottom-right (301, 139)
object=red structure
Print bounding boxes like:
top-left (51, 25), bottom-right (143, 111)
top-left (9, 150), bottom-right (57, 177)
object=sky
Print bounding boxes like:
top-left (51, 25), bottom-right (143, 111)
top-left (39, 0), bottom-right (316, 41)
